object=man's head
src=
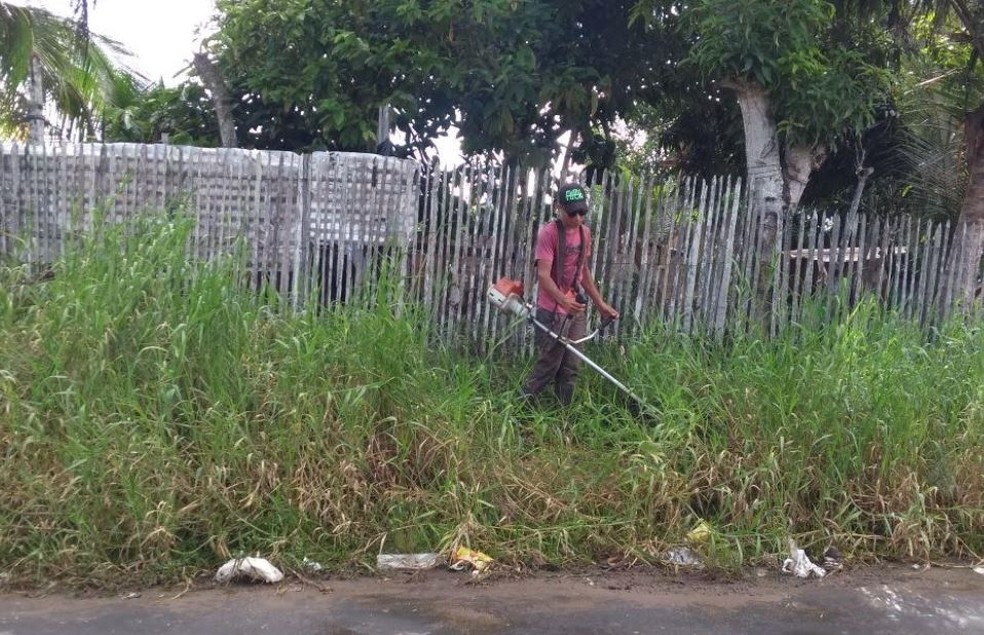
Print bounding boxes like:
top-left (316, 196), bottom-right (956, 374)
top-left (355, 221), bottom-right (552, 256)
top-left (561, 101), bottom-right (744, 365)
top-left (555, 183), bottom-right (588, 225)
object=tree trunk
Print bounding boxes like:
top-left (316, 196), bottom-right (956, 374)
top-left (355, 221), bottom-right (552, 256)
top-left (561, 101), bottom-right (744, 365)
top-left (731, 80), bottom-right (786, 321)
top-left (193, 53), bottom-right (237, 148)
top-left (730, 79), bottom-right (828, 328)
top-left (951, 104), bottom-right (984, 310)
top-left (783, 144), bottom-right (825, 210)
top-left (27, 56), bottom-right (45, 144)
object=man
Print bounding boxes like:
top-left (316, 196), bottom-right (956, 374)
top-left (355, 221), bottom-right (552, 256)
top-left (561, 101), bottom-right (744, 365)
top-left (520, 183), bottom-right (619, 406)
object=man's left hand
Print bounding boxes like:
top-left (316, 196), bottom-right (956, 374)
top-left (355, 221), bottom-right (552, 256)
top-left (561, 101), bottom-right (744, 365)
top-left (597, 302), bottom-right (619, 320)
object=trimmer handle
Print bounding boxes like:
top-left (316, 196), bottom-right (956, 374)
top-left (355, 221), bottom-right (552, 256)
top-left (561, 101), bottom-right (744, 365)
top-left (569, 313), bottom-right (617, 345)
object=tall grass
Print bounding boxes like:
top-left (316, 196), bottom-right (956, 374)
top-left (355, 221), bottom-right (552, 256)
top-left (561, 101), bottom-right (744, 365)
top-left (2, 213), bottom-right (984, 586)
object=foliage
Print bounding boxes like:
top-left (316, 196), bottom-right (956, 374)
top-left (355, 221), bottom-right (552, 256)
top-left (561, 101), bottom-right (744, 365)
top-left (205, 0), bottom-right (674, 166)
top-left (801, 5), bottom-right (984, 220)
top-left (101, 76), bottom-right (221, 146)
top-left (680, 0), bottom-right (895, 147)
top-left (2, 213), bottom-right (984, 584)
top-left (614, 90), bottom-right (746, 177)
top-left (889, 8), bottom-right (984, 218)
top-left (0, 1), bottom-right (126, 141)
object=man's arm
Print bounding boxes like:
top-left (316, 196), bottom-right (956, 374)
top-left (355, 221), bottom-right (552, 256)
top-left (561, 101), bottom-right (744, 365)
top-left (538, 259), bottom-right (584, 314)
top-left (580, 264), bottom-right (619, 320)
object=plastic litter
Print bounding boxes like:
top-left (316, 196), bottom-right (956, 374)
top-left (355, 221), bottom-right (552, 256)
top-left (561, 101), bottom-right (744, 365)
top-left (780, 540), bottom-right (826, 579)
top-left (302, 557), bottom-right (324, 572)
top-left (663, 546), bottom-right (704, 567)
top-left (686, 520), bottom-right (712, 544)
top-left (376, 553), bottom-right (443, 571)
top-left (449, 546), bottom-right (494, 578)
top-left (214, 557), bottom-right (285, 584)
top-left (821, 545), bottom-right (843, 572)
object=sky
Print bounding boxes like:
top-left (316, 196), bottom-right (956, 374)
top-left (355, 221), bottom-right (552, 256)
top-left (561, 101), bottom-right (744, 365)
top-left (24, 0), bottom-right (217, 86)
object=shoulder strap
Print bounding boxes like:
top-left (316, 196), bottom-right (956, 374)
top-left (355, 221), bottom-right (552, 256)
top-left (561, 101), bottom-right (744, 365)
top-left (575, 225), bottom-right (586, 281)
top-left (552, 218), bottom-right (566, 290)
top-left (552, 221), bottom-right (588, 292)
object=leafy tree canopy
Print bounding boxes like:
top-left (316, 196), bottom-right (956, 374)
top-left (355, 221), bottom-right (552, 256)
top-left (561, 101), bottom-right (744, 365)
top-left (208, 0), bottom-right (679, 165)
top-left (679, 0), bottom-right (896, 148)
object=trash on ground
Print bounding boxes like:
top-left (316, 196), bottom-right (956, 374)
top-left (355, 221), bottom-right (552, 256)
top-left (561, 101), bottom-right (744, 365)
top-left (121, 592), bottom-right (141, 600)
top-left (663, 546), bottom-right (704, 567)
top-left (449, 546), bottom-right (494, 578)
top-left (376, 553), bottom-right (443, 571)
top-left (214, 557), bottom-right (285, 584)
top-left (686, 520), bottom-right (712, 544)
top-left (822, 545), bottom-right (843, 571)
top-left (781, 540), bottom-right (826, 579)
top-left (302, 557), bottom-right (324, 572)
top-left (973, 567), bottom-right (984, 576)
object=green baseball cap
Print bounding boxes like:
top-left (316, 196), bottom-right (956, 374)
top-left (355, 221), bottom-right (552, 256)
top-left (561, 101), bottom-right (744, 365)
top-left (556, 183), bottom-right (588, 213)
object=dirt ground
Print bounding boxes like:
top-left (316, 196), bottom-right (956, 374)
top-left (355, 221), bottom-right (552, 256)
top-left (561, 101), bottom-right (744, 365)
top-left (3, 563), bottom-right (984, 634)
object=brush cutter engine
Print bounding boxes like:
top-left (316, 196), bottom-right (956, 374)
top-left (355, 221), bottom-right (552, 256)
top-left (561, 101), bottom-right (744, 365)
top-left (487, 277), bottom-right (531, 319)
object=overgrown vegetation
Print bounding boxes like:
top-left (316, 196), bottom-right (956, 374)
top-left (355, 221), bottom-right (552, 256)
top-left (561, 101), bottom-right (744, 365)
top-left (2, 214), bottom-right (984, 586)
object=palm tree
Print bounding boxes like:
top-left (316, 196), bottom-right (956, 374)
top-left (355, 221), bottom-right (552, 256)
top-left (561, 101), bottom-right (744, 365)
top-left (907, 0), bottom-right (984, 306)
top-left (0, 1), bottom-right (124, 142)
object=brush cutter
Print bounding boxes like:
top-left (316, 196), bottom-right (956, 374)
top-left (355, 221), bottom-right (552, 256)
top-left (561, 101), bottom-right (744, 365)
top-left (487, 277), bottom-right (646, 408)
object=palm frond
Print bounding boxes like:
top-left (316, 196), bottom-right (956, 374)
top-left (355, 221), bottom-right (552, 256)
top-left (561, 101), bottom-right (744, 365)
top-left (0, 1), bottom-right (131, 140)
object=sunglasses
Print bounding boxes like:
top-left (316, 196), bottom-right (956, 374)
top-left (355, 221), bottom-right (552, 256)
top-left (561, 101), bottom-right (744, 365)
top-left (565, 208), bottom-right (588, 217)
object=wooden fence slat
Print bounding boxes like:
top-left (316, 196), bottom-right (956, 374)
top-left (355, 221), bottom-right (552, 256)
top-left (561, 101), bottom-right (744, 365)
top-left (852, 213), bottom-right (868, 307)
top-left (696, 176), bottom-right (719, 331)
top-left (937, 220), bottom-right (955, 320)
top-left (915, 220), bottom-right (934, 326)
top-left (713, 178), bottom-right (741, 336)
top-left (775, 193), bottom-right (794, 333)
top-left (682, 178), bottom-right (709, 333)
top-left (668, 178), bottom-right (696, 327)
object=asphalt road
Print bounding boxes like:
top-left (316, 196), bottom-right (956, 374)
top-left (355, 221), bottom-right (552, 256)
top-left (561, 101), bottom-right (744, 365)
top-left (2, 564), bottom-right (984, 634)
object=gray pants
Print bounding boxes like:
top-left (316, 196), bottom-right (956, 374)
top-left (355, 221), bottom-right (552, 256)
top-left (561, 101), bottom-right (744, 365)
top-left (521, 308), bottom-right (587, 406)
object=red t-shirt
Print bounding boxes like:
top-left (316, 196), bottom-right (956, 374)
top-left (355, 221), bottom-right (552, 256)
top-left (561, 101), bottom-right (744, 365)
top-left (534, 221), bottom-right (592, 314)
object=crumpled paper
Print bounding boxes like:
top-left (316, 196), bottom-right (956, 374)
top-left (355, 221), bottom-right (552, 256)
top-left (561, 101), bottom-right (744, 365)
top-left (215, 557), bottom-right (284, 584)
top-left (781, 539), bottom-right (826, 579)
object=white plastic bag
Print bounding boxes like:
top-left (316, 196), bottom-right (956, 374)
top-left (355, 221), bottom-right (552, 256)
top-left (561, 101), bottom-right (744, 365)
top-left (215, 557), bottom-right (284, 584)
top-left (781, 540), bottom-right (826, 579)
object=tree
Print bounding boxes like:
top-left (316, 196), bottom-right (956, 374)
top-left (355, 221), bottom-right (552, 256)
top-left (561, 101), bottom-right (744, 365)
top-left (203, 0), bottom-right (675, 168)
top-left (639, 0), bottom-right (896, 314)
top-left (0, 1), bottom-right (123, 142)
top-left (914, 0), bottom-right (984, 307)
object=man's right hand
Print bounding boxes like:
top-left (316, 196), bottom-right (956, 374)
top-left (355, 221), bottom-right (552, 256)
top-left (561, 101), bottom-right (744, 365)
top-left (560, 293), bottom-right (586, 315)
